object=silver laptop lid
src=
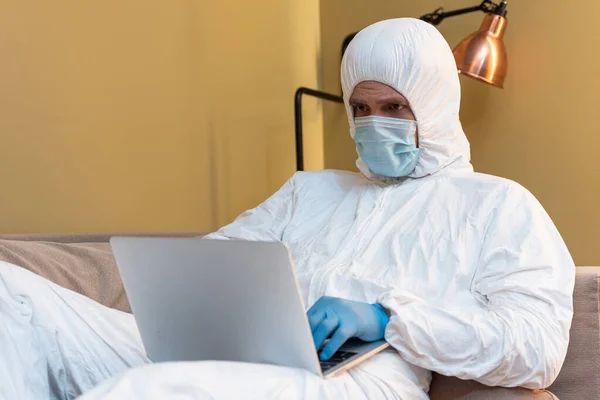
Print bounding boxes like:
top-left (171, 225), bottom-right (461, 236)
top-left (110, 237), bottom-right (322, 375)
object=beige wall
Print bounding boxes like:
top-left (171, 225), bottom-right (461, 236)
top-left (320, 0), bottom-right (600, 265)
top-left (0, 0), bottom-right (322, 233)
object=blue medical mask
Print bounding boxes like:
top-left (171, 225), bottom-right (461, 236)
top-left (353, 116), bottom-right (421, 177)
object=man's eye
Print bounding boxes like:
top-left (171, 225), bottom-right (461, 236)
top-left (390, 104), bottom-right (404, 111)
top-left (354, 105), bottom-right (368, 112)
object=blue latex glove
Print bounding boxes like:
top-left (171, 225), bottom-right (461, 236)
top-left (307, 296), bottom-right (390, 360)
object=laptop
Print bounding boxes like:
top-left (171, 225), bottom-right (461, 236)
top-left (110, 237), bottom-right (389, 378)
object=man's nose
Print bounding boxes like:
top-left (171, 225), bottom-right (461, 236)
top-left (370, 110), bottom-right (386, 117)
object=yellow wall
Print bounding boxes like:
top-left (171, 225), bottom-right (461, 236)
top-left (201, 0), bottom-right (324, 228)
top-left (320, 0), bottom-right (600, 265)
top-left (0, 0), bottom-right (323, 233)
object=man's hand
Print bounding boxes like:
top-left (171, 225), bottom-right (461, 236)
top-left (306, 296), bottom-right (390, 360)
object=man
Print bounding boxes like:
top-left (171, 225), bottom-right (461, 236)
top-left (0, 18), bottom-right (574, 399)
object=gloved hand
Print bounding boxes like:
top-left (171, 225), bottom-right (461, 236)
top-left (307, 296), bottom-right (390, 360)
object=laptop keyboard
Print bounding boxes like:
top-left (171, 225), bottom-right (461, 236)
top-left (319, 350), bottom-right (357, 372)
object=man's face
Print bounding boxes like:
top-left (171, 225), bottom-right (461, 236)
top-left (349, 81), bottom-right (418, 145)
top-left (349, 81), bottom-right (416, 120)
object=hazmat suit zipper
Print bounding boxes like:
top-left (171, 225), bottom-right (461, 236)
top-left (307, 186), bottom-right (392, 304)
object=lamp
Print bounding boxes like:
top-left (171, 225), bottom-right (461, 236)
top-left (420, 0), bottom-right (508, 88)
top-left (295, 0), bottom-right (509, 170)
top-left (453, 13), bottom-right (508, 88)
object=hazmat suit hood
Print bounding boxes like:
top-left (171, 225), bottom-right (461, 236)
top-left (341, 18), bottom-right (474, 181)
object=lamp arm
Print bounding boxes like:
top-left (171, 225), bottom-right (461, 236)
top-left (420, 5), bottom-right (481, 26)
top-left (419, 0), bottom-right (506, 26)
top-left (342, 1), bottom-right (506, 53)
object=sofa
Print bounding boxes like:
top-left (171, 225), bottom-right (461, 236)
top-left (0, 232), bottom-right (598, 399)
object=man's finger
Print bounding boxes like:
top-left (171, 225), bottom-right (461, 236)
top-left (319, 325), bottom-right (355, 361)
top-left (312, 311), bottom-right (339, 352)
top-left (307, 307), bottom-right (326, 334)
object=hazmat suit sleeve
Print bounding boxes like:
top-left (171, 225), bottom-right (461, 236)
top-left (378, 184), bottom-right (575, 389)
top-left (203, 174), bottom-right (296, 242)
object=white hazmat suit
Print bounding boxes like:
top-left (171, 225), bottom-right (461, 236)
top-left (0, 18), bottom-right (574, 400)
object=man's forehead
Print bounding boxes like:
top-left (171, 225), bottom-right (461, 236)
top-left (350, 81), bottom-right (408, 102)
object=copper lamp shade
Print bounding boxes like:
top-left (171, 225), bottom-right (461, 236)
top-left (453, 13), bottom-right (508, 88)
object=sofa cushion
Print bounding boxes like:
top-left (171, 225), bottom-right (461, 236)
top-left (0, 233), bottom-right (206, 313)
top-left (548, 266), bottom-right (600, 399)
top-left (428, 374), bottom-right (558, 399)
top-left (0, 239), bottom-right (131, 312)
